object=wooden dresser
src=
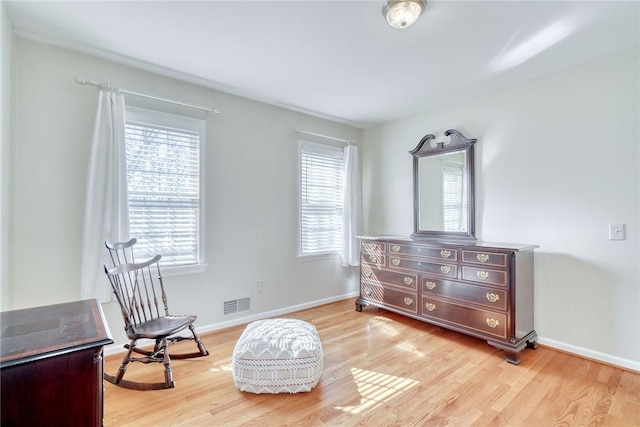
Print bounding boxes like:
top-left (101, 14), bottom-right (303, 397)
top-left (1, 299), bottom-right (113, 426)
top-left (356, 237), bottom-right (538, 364)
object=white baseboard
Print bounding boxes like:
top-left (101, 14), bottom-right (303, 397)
top-left (103, 293), bottom-right (640, 373)
top-left (103, 292), bottom-right (359, 356)
top-left (537, 337), bottom-right (640, 372)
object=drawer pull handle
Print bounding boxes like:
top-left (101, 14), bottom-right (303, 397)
top-left (425, 302), bottom-right (436, 312)
top-left (363, 287), bottom-right (372, 296)
top-left (391, 258), bottom-right (400, 266)
top-left (368, 255), bottom-right (376, 263)
top-left (404, 277), bottom-right (413, 285)
top-left (440, 265), bottom-right (451, 274)
top-left (391, 245), bottom-right (400, 253)
top-left (425, 281), bottom-right (436, 290)
top-left (404, 297), bottom-right (413, 305)
top-left (477, 270), bottom-right (489, 280)
top-left (486, 293), bottom-right (500, 303)
top-left (477, 253), bottom-right (490, 263)
top-left (364, 270), bottom-right (373, 278)
top-left (486, 318), bottom-right (500, 328)
top-left (440, 250), bottom-right (452, 259)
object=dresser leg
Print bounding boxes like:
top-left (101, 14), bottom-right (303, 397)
top-left (486, 341), bottom-right (522, 365)
top-left (487, 330), bottom-right (538, 365)
top-left (355, 297), bottom-right (368, 312)
top-left (503, 349), bottom-right (522, 365)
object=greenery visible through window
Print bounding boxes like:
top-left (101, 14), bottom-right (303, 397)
top-left (124, 107), bottom-right (205, 270)
top-left (299, 140), bottom-right (344, 257)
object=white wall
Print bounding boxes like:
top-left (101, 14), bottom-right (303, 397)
top-left (0, 3), bottom-right (13, 311)
top-left (8, 37), bottom-right (362, 346)
top-left (362, 47), bottom-right (640, 370)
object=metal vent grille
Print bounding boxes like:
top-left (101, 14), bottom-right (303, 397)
top-left (223, 297), bottom-right (251, 316)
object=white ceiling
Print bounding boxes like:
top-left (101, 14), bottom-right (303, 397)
top-left (5, 1), bottom-right (640, 128)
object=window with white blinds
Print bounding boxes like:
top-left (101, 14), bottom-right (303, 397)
top-left (298, 141), bottom-right (344, 258)
top-left (442, 165), bottom-right (467, 232)
top-left (124, 107), bottom-right (205, 271)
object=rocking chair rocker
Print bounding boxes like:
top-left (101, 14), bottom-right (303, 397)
top-left (103, 250), bottom-right (209, 390)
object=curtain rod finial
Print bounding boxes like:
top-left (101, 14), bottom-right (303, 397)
top-left (74, 76), bottom-right (87, 85)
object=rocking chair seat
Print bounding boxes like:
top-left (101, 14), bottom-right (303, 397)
top-left (130, 315), bottom-right (197, 340)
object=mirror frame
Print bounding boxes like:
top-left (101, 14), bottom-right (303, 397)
top-left (409, 129), bottom-right (477, 241)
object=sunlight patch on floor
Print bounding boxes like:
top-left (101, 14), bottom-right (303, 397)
top-left (396, 340), bottom-right (425, 358)
top-left (367, 316), bottom-right (399, 337)
top-left (367, 315), bottom-right (425, 356)
top-left (335, 367), bottom-right (419, 415)
top-left (209, 363), bottom-right (232, 373)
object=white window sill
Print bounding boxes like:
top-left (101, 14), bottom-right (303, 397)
top-left (297, 252), bottom-right (340, 262)
top-left (161, 263), bottom-right (207, 277)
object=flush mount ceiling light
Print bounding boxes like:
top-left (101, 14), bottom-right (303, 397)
top-left (383, 0), bottom-right (426, 29)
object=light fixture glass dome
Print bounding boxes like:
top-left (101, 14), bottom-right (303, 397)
top-left (383, 0), bottom-right (426, 29)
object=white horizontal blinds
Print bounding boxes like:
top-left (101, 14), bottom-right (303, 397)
top-left (300, 141), bottom-right (344, 255)
top-left (442, 165), bottom-right (466, 232)
top-left (125, 115), bottom-right (201, 266)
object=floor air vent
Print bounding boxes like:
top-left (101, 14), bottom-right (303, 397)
top-left (223, 297), bottom-right (251, 315)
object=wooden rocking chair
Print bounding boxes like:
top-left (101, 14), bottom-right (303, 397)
top-left (103, 253), bottom-right (209, 390)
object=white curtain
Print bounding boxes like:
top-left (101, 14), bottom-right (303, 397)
top-left (80, 89), bottom-right (129, 303)
top-left (341, 144), bottom-right (362, 267)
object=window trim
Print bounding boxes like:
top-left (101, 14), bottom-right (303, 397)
top-left (297, 139), bottom-right (344, 261)
top-left (125, 106), bottom-right (207, 275)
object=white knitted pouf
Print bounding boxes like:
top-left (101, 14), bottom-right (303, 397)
top-left (232, 318), bottom-right (323, 394)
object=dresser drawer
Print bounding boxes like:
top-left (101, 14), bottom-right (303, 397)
top-left (462, 250), bottom-right (507, 267)
top-left (388, 256), bottom-right (457, 279)
top-left (362, 241), bottom-right (386, 257)
top-left (422, 277), bottom-right (507, 311)
top-left (388, 243), bottom-right (457, 261)
top-left (362, 267), bottom-right (418, 290)
top-left (421, 296), bottom-right (507, 339)
top-left (361, 283), bottom-right (417, 314)
top-left (361, 253), bottom-right (386, 267)
top-left (462, 266), bottom-right (507, 286)
top-left (382, 286), bottom-right (418, 314)
top-left (360, 282), bottom-right (384, 304)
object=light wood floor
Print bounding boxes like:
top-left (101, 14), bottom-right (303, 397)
top-left (103, 299), bottom-right (639, 426)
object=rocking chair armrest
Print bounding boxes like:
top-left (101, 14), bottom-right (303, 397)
top-left (106, 254), bottom-right (162, 275)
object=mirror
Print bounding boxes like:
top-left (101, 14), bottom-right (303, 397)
top-left (410, 129), bottom-right (477, 241)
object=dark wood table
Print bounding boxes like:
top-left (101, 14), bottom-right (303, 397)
top-left (1, 299), bottom-right (113, 426)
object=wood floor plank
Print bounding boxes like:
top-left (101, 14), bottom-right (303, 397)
top-left (103, 299), bottom-right (639, 426)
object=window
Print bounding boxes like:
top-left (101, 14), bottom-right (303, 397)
top-left (125, 107), bottom-right (206, 273)
top-left (298, 140), bottom-right (344, 259)
top-left (442, 164), bottom-right (467, 232)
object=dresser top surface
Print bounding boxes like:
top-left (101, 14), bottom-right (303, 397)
top-left (1, 299), bottom-right (113, 367)
top-left (357, 235), bottom-right (538, 252)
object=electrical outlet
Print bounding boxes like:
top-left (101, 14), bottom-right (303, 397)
top-left (609, 224), bottom-right (625, 241)
top-left (256, 281), bottom-right (264, 293)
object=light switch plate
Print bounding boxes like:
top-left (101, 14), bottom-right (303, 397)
top-left (609, 224), bottom-right (625, 240)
